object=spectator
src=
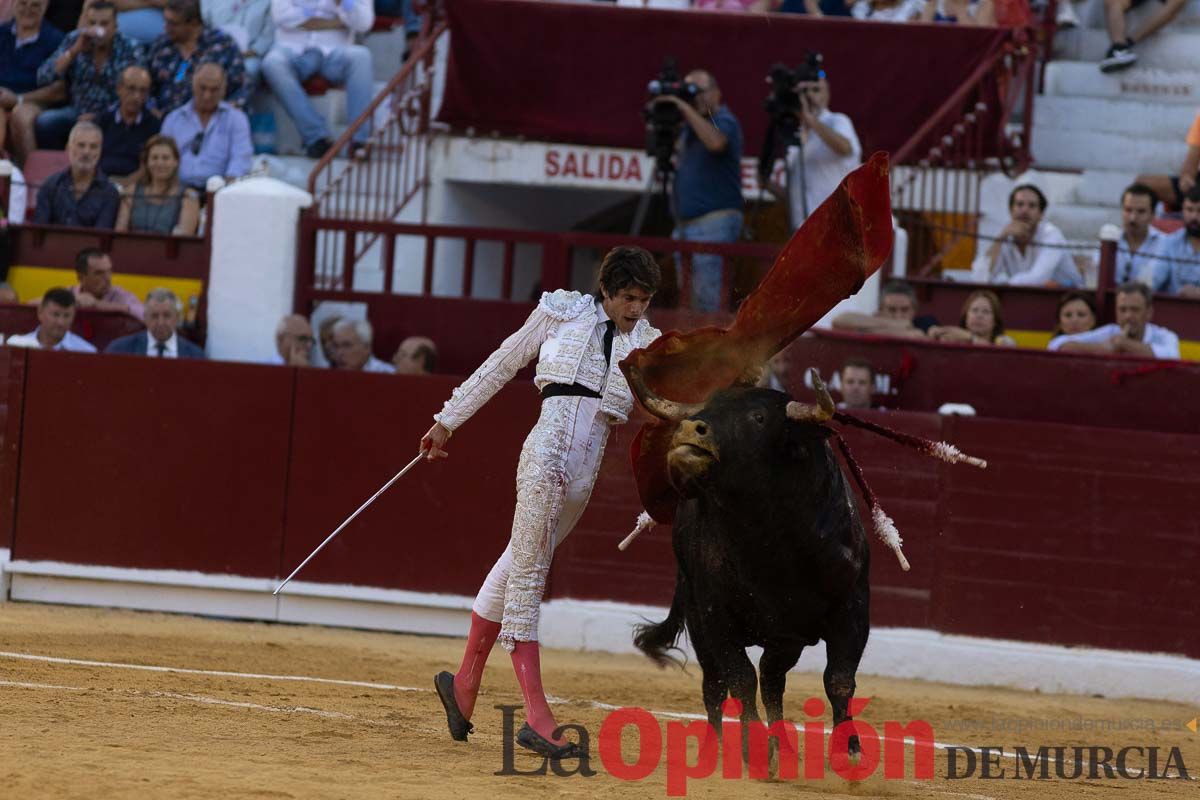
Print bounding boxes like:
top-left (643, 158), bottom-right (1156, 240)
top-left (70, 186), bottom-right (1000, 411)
top-left (1049, 282), bottom-right (1179, 359)
top-left (262, 0), bottom-right (373, 159)
top-left (317, 313), bottom-right (340, 365)
top-left (6, 286), bottom-right (97, 350)
top-left (202, 0), bottom-right (272, 87)
top-left (114, 0), bottom-right (166, 44)
top-left (930, 0), bottom-right (995, 23)
top-left (3, 162), bottom-right (28, 224)
top-left (765, 68), bottom-right (860, 229)
top-left (0, 0), bottom-right (65, 161)
top-left (30, 0), bottom-right (142, 149)
top-left (1097, 0), bottom-right (1186, 73)
top-left (773, 0), bottom-right (853, 16)
top-left (71, 247), bottom-right (144, 318)
top-left (115, 134), bottom-right (199, 233)
top-left (271, 312), bottom-right (313, 365)
top-left (1155, 185), bottom-right (1200, 298)
top-left (850, 0), bottom-right (929, 21)
top-left (659, 68), bottom-right (742, 312)
top-left (331, 318), bottom-right (394, 372)
top-left (105, 286), bottom-right (203, 356)
top-left (160, 62), bottom-right (252, 189)
top-left (837, 358), bottom-right (875, 410)
top-left (971, 184), bottom-right (1082, 288)
top-left (0, 282), bottom-right (18, 302)
top-left (1137, 110), bottom-right (1199, 214)
top-left (146, 0), bottom-right (247, 114)
top-left (1095, 183), bottom-right (1169, 290)
top-left (1050, 291), bottom-right (1097, 338)
top-left (97, 64), bottom-right (160, 179)
top-left (392, 334), bottom-right (436, 374)
top-left (34, 120), bottom-right (120, 227)
top-left (758, 348), bottom-right (794, 392)
top-left (831, 278), bottom-right (937, 338)
top-left (929, 289), bottom-right (1017, 346)
top-left (693, 0), bottom-right (771, 10)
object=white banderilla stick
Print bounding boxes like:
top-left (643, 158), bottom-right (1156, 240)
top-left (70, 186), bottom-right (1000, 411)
top-left (274, 452), bottom-right (425, 595)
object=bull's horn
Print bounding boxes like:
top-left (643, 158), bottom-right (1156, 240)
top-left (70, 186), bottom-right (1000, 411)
top-left (626, 364), bottom-right (705, 422)
top-left (785, 368), bottom-right (835, 423)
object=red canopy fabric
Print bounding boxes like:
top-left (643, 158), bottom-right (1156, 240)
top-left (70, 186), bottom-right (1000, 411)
top-left (621, 153), bottom-right (894, 522)
top-left (439, 0), bottom-right (1013, 157)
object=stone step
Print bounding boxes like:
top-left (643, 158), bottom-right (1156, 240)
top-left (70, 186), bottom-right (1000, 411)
top-left (1032, 125), bottom-right (1188, 173)
top-left (1074, 168), bottom-right (1143, 207)
top-left (1053, 28), bottom-right (1200, 72)
top-left (1042, 61), bottom-right (1200, 106)
top-left (1034, 95), bottom-right (1195, 137)
top-left (1069, 0), bottom-right (1200, 29)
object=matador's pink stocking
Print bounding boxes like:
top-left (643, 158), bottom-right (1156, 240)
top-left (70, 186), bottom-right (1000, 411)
top-left (454, 612), bottom-right (501, 720)
top-left (510, 640), bottom-right (565, 744)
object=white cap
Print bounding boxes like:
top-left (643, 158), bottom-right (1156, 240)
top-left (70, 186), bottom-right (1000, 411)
top-left (937, 403), bottom-right (977, 416)
top-left (205, 175), bottom-right (227, 193)
top-left (0, 160), bottom-right (12, 178)
top-left (1099, 223), bottom-right (1121, 242)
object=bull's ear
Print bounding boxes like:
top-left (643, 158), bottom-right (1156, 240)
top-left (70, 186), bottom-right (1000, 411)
top-left (781, 417), bottom-right (833, 460)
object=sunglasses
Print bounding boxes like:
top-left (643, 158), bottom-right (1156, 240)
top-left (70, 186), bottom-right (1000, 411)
top-left (189, 131), bottom-right (204, 155)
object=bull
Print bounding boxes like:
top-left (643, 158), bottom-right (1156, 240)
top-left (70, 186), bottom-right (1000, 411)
top-left (629, 368), bottom-right (873, 758)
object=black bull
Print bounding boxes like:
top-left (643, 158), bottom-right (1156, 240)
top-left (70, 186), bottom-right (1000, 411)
top-left (633, 384), bottom-right (871, 756)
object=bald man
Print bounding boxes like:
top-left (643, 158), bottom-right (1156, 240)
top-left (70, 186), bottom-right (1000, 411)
top-left (160, 62), bottom-right (252, 189)
top-left (272, 313), bottom-right (315, 366)
top-left (392, 336), bottom-right (437, 375)
top-left (97, 64), bottom-right (159, 178)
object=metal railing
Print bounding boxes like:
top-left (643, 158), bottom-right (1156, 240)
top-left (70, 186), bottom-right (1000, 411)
top-left (304, 15), bottom-right (443, 224)
top-left (295, 217), bottom-right (781, 313)
top-left (890, 27), bottom-right (1040, 278)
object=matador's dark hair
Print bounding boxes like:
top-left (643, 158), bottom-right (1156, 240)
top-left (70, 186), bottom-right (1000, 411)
top-left (597, 246), bottom-right (661, 298)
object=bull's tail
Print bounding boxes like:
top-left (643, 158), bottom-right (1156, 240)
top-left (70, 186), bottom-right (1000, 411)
top-left (634, 573), bottom-right (688, 668)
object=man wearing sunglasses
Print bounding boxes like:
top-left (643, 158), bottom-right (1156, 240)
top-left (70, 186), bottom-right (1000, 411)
top-left (160, 61), bottom-right (252, 190)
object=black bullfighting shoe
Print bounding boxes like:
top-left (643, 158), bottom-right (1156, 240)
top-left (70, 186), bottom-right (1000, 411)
top-left (434, 671), bottom-right (473, 741)
top-left (516, 722), bottom-right (584, 760)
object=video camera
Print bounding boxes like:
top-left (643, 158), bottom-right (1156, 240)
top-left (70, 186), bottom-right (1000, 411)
top-left (757, 51), bottom-right (825, 185)
top-left (763, 51), bottom-right (825, 141)
top-left (643, 58), bottom-right (698, 178)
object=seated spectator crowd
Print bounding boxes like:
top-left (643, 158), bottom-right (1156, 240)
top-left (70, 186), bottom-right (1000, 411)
top-left (1, 0), bottom-right (381, 231)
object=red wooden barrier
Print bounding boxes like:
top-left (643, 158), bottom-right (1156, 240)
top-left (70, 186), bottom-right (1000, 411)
top-left (2, 353), bottom-right (1196, 658)
top-left (12, 351), bottom-right (293, 575)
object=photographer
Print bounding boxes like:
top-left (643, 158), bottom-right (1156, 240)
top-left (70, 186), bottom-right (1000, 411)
top-left (766, 69), bottom-right (860, 229)
top-left (656, 69), bottom-right (744, 313)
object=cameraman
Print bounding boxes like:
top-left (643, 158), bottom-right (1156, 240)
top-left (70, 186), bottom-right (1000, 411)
top-left (766, 73), bottom-right (860, 229)
top-left (657, 69), bottom-right (744, 312)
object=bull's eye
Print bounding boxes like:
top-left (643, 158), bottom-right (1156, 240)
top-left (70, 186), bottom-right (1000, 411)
top-left (751, 410), bottom-right (765, 425)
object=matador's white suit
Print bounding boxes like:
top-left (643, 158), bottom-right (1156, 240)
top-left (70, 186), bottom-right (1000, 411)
top-left (434, 289), bottom-right (661, 651)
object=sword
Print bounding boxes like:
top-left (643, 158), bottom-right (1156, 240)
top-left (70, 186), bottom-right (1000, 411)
top-left (273, 452), bottom-right (425, 595)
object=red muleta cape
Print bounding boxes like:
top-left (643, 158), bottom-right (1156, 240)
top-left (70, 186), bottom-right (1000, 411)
top-left (619, 151), bottom-right (895, 524)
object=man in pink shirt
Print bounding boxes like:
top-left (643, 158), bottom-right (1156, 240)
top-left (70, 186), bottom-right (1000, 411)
top-left (71, 247), bottom-right (144, 320)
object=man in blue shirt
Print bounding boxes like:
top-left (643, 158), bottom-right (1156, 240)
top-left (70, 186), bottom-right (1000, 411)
top-left (0, 0), bottom-right (65, 162)
top-left (1156, 185), bottom-right (1200, 298)
top-left (659, 69), bottom-right (744, 312)
top-left (33, 120), bottom-right (120, 228)
top-left (160, 62), bottom-right (253, 189)
top-left (6, 287), bottom-right (98, 352)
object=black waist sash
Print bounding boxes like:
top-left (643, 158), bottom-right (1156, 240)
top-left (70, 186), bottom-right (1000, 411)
top-left (540, 382), bottom-right (602, 400)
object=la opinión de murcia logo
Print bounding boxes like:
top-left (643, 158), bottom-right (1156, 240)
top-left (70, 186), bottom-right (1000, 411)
top-left (494, 700), bottom-right (1193, 796)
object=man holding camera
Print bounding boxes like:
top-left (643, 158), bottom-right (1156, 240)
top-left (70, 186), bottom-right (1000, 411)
top-left (658, 69), bottom-right (743, 313)
top-left (766, 67), bottom-right (860, 229)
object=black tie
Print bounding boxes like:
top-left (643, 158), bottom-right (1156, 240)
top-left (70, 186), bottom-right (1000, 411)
top-left (156, 342), bottom-right (166, 357)
top-left (603, 320), bottom-right (615, 366)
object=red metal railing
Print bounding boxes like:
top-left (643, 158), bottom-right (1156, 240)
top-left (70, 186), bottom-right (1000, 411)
top-left (305, 18), bottom-right (444, 222)
top-left (294, 217), bottom-right (780, 314)
top-left (890, 27), bottom-right (1039, 278)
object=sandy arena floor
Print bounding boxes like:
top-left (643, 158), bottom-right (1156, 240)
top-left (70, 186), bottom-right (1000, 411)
top-left (0, 602), bottom-right (1195, 799)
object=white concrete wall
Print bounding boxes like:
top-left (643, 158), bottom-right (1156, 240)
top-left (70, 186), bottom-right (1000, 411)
top-left (206, 178), bottom-right (314, 362)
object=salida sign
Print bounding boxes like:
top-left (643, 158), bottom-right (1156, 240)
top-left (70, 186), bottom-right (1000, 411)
top-left (542, 144), bottom-right (783, 195)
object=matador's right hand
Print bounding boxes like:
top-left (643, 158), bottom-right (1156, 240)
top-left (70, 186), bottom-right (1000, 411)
top-left (421, 422), bottom-right (451, 460)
